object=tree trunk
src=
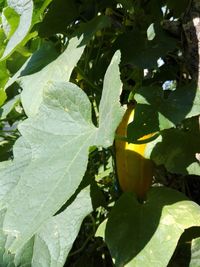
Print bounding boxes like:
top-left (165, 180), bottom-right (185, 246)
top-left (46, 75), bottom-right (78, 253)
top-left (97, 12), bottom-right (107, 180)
top-left (182, 0), bottom-right (200, 88)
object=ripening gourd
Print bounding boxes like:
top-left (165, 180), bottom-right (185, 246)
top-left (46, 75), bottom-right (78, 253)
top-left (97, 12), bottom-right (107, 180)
top-left (115, 104), bottom-right (154, 200)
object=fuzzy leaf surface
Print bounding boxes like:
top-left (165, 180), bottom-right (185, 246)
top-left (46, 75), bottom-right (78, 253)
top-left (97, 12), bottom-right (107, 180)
top-left (20, 35), bottom-right (86, 117)
top-left (3, 51), bottom-right (124, 252)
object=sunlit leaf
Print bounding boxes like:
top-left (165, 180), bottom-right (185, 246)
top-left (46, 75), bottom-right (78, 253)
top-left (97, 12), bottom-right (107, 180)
top-left (190, 237), bottom-right (200, 267)
top-left (20, 35), bottom-right (86, 117)
top-left (2, 51), bottom-right (124, 253)
top-left (0, 0), bottom-right (33, 60)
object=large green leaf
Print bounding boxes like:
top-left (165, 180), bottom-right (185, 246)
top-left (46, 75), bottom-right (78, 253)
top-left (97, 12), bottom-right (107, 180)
top-left (31, 187), bottom-right (92, 267)
top-left (19, 35), bottom-right (86, 117)
top-left (105, 187), bottom-right (200, 267)
top-left (0, 187), bottom-right (92, 267)
top-left (146, 127), bottom-right (200, 175)
top-left (2, 51), bottom-right (124, 252)
top-left (0, 137), bottom-right (31, 210)
top-left (127, 83), bottom-right (200, 141)
top-left (5, 41), bottom-right (59, 89)
top-left (190, 237), bottom-right (200, 267)
top-left (0, 0), bottom-right (33, 60)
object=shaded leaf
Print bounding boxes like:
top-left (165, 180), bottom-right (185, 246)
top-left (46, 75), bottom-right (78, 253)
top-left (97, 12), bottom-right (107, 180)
top-left (75, 15), bottom-right (111, 45)
top-left (105, 187), bottom-right (200, 267)
top-left (147, 127), bottom-right (200, 175)
top-left (128, 83), bottom-right (200, 141)
top-left (0, 140), bottom-right (14, 161)
top-left (115, 26), bottom-right (177, 68)
top-left (39, 0), bottom-right (78, 37)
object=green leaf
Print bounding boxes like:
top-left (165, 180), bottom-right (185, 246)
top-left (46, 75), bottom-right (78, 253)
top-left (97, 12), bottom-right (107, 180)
top-left (0, 137), bottom-right (31, 210)
top-left (115, 26), bottom-right (177, 68)
top-left (97, 50), bottom-right (124, 146)
top-left (0, 0), bottom-right (33, 60)
top-left (75, 15), bottom-right (111, 45)
top-left (147, 127), bottom-right (200, 175)
top-left (105, 187), bottom-right (200, 267)
top-left (147, 23), bottom-right (155, 41)
top-left (128, 83), bottom-right (200, 141)
top-left (20, 35), bottom-right (86, 117)
top-left (39, 0), bottom-right (78, 37)
top-left (0, 61), bottom-right (9, 89)
top-left (0, 88), bottom-right (7, 107)
top-left (0, 187), bottom-right (92, 267)
top-left (31, 187), bottom-right (92, 267)
top-left (2, 51), bottom-right (124, 252)
top-left (0, 95), bottom-right (20, 119)
top-left (2, 6), bottom-right (20, 39)
top-left (190, 237), bottom-right (200, 267)
top-left (5, 41), bottom-right (59, 89)
top-left (0, 140), bottom-right (14, 161)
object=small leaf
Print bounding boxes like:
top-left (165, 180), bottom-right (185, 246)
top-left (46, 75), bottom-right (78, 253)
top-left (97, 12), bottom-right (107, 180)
top-left (0, 95), bottom-right (20, 119)
top-left (2, 6), bottom-right (20, 38)
top-left (147, 23), bottom-right (155, 41)
top-left (105, 187), bottom-right (200, 267)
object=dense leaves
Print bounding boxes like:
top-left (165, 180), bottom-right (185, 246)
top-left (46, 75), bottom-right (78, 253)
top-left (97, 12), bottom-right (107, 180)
top-left (0, 0), bottom-right (199, 266)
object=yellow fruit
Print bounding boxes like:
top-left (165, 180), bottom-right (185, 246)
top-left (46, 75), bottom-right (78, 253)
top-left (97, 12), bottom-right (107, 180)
top-left (115, 104), bottom-right (154, 200)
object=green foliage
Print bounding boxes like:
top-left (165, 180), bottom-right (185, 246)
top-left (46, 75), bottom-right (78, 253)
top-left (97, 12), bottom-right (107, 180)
top-left (0, 0), bottom-right (34, 60)
top-left (190, 237), bottom-right (200, 267)
top-left (0, 0), bottom-right (199, 266)
top-left (104, 187), bottom-right (200, 267)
